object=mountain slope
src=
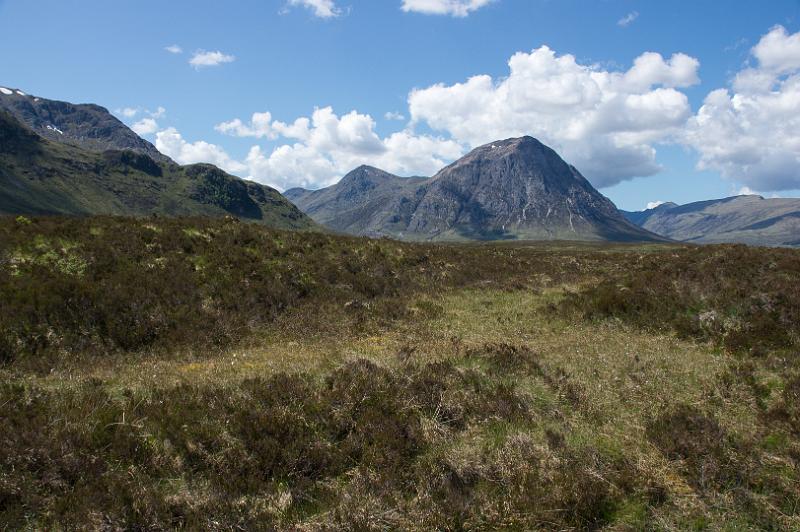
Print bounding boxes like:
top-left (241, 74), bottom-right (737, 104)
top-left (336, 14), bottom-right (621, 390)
top-left (622, 195), bottom-right (800, 247)
top-left (623, 202), bottom-right (678, 226)
top-left (285, 166), bottom-right (427, 237)
top-left (0, 110), bottom-right (315, 230)
top-left (0, 85), bottom-right (167, 162)
top-left (287, 137), bottom-right (663, 242)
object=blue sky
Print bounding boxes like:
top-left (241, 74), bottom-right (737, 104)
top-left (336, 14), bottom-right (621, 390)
top-left (1, 0), bottom-right (800, 210)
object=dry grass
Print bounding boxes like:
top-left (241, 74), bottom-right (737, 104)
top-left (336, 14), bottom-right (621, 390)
top-left (1, 217), bottom-right (799, 530)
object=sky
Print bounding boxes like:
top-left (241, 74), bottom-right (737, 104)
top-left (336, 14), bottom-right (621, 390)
top-left (1, 0), bottom-right (800, 211)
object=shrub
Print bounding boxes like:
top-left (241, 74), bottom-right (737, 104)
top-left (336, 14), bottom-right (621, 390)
top-left (0, 216), bottom-right (589, 365)
top-left (560, 245), bottom-right (800, 355)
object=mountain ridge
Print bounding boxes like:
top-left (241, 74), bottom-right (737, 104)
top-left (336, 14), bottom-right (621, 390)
top-left (287, 137), bottom-right (664, 243)
top-left (622, 195), bottom-right (800, 247)
top-left (0, 109), bottom-right (315, 230)
top-left (0, 85), bottom-right (168, 162)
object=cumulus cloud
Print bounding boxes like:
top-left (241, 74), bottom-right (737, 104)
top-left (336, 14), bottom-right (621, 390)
top-left (408, 45), bottom-right (700, 187)
top-left (684, 25), bottom-right (800, 191)
top-left (752, 25), bottom-right (800, 73)
top-left (189, 50), bottom-right (235, 69)
top-left (401, 0), bottom-right (494, 17)
top-left (617, 11), bottom-right (638, 28)
top-left (284, 0), bottom-right (341, 18)
top-left (156, 128), bottom-right (247, 174)
top-left (646, 201), bottom-right (665, 210)
top-left (149, 31), bottom-right (800, 194)
top-left (165, 44), bottom-right (183, 54)
top-left (215, 107), bottom-right (463, 190)
top-left (132, 118), bottom-right (159, 136)
top-left (215, 112), bottom-right (278, 139)
top-left (119, 107), bottom-right (167, 136)
top-left (117, 107), bottom-right (139, 119)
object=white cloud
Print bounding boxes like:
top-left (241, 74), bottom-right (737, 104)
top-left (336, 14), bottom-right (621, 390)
top-left (408, 45), bottom-right (700, 187)
top-left (189, 50), bottom-right (236, 69)
top-left (216, 106), bottom-right (463, 190)
top-left (150, 31), bottom-right (800, 195)
top-left (737, 186), bottom-right (758, 196)
top-left (752, 25), bottom-right (800, 73)
top-left (617, 11), bottom-right (638, 28)
top-left (156, 127), bottom-right (247, 174)
top-left (646, 201), bottom-right (665, 210)
top-left (624, 51), bottom-right (699, 90)
top-left (684, 25), bottom-right (800, 191)
top-left (215, 112), bottom-right (278, 139)
top-left (378, 130), bottom-right (463, 175)
top-left (117, 107), bottom-right (139, 119)
top-left (285, 0), bottom-right (341, 18)
top-left (132, 118), bottom-right (159, 136)
top-left (401, 0), bottom-right (494, 17)
top-left (118, 107), bottom-right (166, 132)
top-left (165, 44), bottom-right (183, 54)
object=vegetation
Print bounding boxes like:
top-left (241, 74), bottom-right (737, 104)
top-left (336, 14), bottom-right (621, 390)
top-left (559, 244), bottom-right (800, 354)
top-left (0, 111), bottom-right (314, 230)
top-left (1, 216), bottom-right (799, 529)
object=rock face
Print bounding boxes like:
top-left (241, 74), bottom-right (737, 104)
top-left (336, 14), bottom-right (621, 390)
top-left (0, 110), bottom-right (316, 230)
top-left (287, 137), bottom-right (663, 242)
top-left (0, 86), bottom-right (168, 162)
top-left (285, 166), bottom-right (427, 238)
top-left (622, 195), bottom-right (800, 247)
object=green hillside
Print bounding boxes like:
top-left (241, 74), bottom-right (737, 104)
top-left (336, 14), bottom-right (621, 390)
top-left (0, 111), bottom-right (315, 230)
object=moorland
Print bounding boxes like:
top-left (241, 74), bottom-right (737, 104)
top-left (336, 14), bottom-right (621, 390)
top-left (2, 215), bottom-right (799, 530)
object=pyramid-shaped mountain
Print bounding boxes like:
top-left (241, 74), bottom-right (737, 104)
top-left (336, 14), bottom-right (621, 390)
top-left (286, 137), bottom-right (664, 242)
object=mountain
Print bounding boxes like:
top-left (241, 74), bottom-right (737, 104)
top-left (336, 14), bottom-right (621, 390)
top-left (0, 110), bottom-right (315, 230)
top-left (623, 202), bottom-right (678, 226)
top-left (622, 195), bottom-right (800, 247)
top-left (0, 85), bottom-right (167, 162)
top-left (286, 137), bottom-right (663, 242)
top-left (284, 166), bottom-right (427, 237)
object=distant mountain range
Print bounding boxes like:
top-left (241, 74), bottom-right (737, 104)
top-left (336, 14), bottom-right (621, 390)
top-left (286, 137), bottom-right (663, 242)
top-left (0, 89), bottom-right (314, 230)
top-left (3, 86), bottom-right (798, 246)
top-left (622, 196), bottom-right (800, 247)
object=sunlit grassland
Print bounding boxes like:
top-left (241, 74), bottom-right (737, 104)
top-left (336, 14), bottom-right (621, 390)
top-left (1, 217), bottom-right (798, 530)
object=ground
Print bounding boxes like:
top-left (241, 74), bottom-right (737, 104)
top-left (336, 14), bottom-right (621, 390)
top-left (1, 217), bottom-right (798, 530)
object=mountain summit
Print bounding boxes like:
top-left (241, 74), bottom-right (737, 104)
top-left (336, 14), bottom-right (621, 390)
top-left (287, 137), bottom-right (662, 242)
top-left (0, 108), bottom-right (314, 230)
top-left (0, 86), bottom-right (167, 162)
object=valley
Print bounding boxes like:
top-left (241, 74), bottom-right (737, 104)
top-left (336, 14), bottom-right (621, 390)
top-left (2, 216), bottom-right (798, 529)
top-left (2, 26), bottom-right (800, 528)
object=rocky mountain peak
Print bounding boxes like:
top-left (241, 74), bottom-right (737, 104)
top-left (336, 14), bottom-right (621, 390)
top-left (287, 136), bottom-right (663, 243)
top-left (339, 165), bottom-right (396, 187)
top-left (0, 87), bottom-right (169, 163)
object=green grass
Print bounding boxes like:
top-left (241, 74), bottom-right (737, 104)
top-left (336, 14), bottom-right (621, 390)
top-left (1, 216), bottom-right (799, 529)
top-left (0, 111), bottom-right (315, 230)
